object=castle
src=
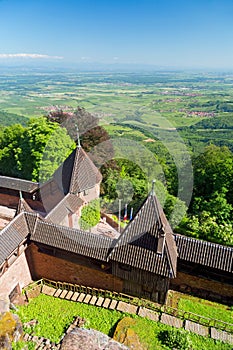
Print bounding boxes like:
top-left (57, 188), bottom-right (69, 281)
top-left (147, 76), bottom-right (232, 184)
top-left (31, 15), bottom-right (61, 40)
top-left (0, 143), bottom-right (232, 305)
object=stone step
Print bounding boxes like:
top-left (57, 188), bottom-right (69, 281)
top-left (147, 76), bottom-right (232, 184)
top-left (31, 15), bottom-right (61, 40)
top-left (60, 289), bottom-right (68, 299)
top-left (54, 289), bottom-right (63, 298)
top-left (41, 285), bottom-right (56, 296)
top-left (89, 295), bottom-right (98, 305)
top-left (109, 299), bottom-right (118, 310)
top-left (96, 296), bottom-right (104, 307)
top-left (77, 292), bottom-right (86, 302)
top-left (102, 298), bottom-right (111, 308)
top-left (65, 290), bottom-right (74, 300)
top-left (71, 291), bottom-right (80, 301)
top-left (83, 294), bottom-right (92, 304)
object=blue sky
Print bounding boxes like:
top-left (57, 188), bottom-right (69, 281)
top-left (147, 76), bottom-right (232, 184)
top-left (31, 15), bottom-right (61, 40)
top-left (1, 0), bottom-right (233, 68)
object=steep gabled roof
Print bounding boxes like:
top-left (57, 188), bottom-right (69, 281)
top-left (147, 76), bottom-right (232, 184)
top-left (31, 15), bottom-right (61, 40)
top-left (175, 234), bottom-right (233, 273)
top-left (108, 192), bottom-right (178, 278)
top-left (31, 220), bottom-right (113, 261)
top-left (53, 147), bottom-right (102, 195)
top-left (0, 176), bottom-right (39, 193)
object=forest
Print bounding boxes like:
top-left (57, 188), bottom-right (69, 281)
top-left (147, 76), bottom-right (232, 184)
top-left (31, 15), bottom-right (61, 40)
top-left (0, 105), bottom-right (233, 247)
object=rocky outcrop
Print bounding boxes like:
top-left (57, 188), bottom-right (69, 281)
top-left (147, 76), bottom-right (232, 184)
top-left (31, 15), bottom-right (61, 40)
top-left (60, 328), bottom-right (129, 350)
top-left (0, 312), bottom-right (23, 350)
top-left (113, 317), bottom-right (145, 350)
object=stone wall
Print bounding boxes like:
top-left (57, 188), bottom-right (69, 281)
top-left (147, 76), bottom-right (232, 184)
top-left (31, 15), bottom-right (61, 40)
top-left (171, 271), bottom-right (233, 305)
top-left (27, 244), bottom-right (123, 293)
top-left (0, 252), bottom-right (32, 298)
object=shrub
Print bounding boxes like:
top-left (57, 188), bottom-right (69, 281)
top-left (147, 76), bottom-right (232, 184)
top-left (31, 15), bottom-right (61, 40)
top-left (158, 328), bottom-right (190, 350)
top-left (79, 199), bottom-right (100, 230)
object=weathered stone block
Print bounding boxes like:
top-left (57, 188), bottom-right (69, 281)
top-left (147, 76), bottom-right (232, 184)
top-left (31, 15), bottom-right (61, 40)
top-left (185, 320), bottom-right (209, 336)
top-left (210, 328), bottom-right (233, 344)
top-left (117, 301), bottom-right (137, 314)
top-left (109, 299), bottom-right (118, 310)
top-left (96, 297), bottom-right (104, 306)
top-left (83, 294), bottom-right (92, 304)
top-left (138, 307), bottom-right (159, 321)
top-left (160, 313), bottom-right (183, 328)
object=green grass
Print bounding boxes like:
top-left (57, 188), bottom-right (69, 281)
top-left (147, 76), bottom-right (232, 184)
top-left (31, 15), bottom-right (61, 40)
top-left (16, 294), bottom-right (125, 343)
top-left (15, 294), bottom-right (232, 349)
top-left (12, 340), bottom-right (35, 350)
top-left (130, 316), bottom-right (232, 350)
top-left (177, 295), bottom-right (233, 324)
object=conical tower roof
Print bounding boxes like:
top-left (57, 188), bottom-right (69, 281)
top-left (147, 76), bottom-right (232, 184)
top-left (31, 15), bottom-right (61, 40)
top-left (53, 146), bottom-right (102, 195)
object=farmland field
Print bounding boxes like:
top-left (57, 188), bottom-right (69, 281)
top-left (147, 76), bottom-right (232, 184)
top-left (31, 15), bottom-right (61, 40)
top-left (1, 69), bottom-right (233, 153)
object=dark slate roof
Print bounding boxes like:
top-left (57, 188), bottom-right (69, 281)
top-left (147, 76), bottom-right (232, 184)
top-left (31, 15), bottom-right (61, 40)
top-left (0, 212), bottom-right (29, 266)
top-left (108, 193), bottom-right (178, 278)
top-left (31, 220), bottom-right (113, 261)
top-left (53, 147), bottom-right (102, 195)
top-left (0, 176), bottom-right (39, 193)
top-left (175, 234), bottom-right (233, 273)
top-left (45, 194), bottom-right (83, 224)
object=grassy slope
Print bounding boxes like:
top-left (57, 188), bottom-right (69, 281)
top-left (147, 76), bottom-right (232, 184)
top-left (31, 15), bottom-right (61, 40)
top-left (15, 294), bottom-right (232, 349)
top-left (177, 295), bottom-right (233, 324)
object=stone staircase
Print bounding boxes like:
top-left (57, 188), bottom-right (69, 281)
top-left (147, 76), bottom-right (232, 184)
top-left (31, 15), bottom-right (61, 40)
top-left (23, 333), bottom-right (61, 350)
top-left (41, 284), bottom-right (138, 315)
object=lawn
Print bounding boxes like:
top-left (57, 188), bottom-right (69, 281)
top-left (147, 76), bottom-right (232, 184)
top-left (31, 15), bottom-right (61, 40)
top-left (15, 294), bottom-right (232, 349)
top-left (177, 294), bottom-right (233, 325)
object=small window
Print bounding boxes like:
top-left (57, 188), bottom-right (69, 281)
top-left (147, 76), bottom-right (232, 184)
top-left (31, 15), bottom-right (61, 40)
top-left (84, 189), bottom-right (89, 196)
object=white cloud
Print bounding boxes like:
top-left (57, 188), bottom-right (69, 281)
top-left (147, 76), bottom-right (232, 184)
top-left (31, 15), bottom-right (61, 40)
top-left (0, 53), bottom-right (63, 59)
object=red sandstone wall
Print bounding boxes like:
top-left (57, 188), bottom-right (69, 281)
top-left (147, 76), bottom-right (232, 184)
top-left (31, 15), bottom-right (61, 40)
top-left (0, 252), bottom-right (32, 297)
top-left (27, 244), bottom-right (123, 292)
top-left (0, 193), bottom-right (18, 208)
top-left (171, 271), bottom-right (233, 301)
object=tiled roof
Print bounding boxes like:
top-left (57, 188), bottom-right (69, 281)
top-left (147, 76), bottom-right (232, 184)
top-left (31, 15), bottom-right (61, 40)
top-left (175, 234), bottom-right (233, 273)
top-left (108, 193), bottom-right (178, 278)
top-left (69, 147), bottom-right (102, 194)
top-left (0, 212), bottom-right (29, 266)
top-left (53, 147), bottom-right (102, 195)
top-left (0, 176), bottom-right (39, 193)
top-left (16, 198), bottom-right (35, 216)
top-left (45, 193), bottom-right (83, 224)
top-left (31, 220), bottom-right (113, 261)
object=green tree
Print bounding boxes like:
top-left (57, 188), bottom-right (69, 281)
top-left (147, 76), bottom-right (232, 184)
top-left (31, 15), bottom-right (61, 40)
top-left (192, 144), bottom-right (233, 206)
top-left (79, 199), bottom-right (100, 230)
top-left (0, 124), bottom-right (26, 178)
top-left (0, 117), bottom-right (75, 182)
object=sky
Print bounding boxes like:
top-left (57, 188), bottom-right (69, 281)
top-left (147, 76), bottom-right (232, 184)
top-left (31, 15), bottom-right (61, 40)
top-left (0, 0), bottom-right (233, 69)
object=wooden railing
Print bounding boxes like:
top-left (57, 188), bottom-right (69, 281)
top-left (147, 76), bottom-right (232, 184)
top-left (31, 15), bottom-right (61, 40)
top-left (24, 278), bottom-right (233, 334)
